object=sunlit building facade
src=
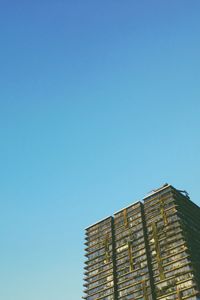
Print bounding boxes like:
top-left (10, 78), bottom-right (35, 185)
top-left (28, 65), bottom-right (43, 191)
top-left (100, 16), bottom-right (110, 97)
top-left (83, 184), bottom-right (200, 300)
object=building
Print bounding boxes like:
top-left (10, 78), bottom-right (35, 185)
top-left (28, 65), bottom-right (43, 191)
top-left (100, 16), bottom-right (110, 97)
top-left (83, 184), bottom-right (200, 300)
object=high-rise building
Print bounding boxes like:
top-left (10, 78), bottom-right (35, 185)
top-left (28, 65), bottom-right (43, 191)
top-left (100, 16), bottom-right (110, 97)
top-left (83, 184), bottom-right (200, 300)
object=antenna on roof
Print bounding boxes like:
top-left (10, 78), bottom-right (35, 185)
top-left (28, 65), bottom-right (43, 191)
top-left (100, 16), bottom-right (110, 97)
top-left (176, 189), bottom-right (190, 199)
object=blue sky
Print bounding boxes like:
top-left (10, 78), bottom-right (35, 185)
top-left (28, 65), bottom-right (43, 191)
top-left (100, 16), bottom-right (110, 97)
top-left (0, 1), bottom-right (200, 299)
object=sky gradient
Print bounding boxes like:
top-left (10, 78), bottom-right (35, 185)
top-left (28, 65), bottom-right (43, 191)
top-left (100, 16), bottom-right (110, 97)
top-left (0, 1), bottom-right (200, 299)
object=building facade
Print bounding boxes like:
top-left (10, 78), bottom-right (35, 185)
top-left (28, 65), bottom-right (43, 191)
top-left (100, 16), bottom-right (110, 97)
top-left (83, 184), bottom-right (200, 300)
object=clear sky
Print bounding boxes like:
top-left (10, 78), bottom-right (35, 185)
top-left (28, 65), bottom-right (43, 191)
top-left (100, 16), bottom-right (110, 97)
top-left (0, 1), bottom-right (200, 299)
